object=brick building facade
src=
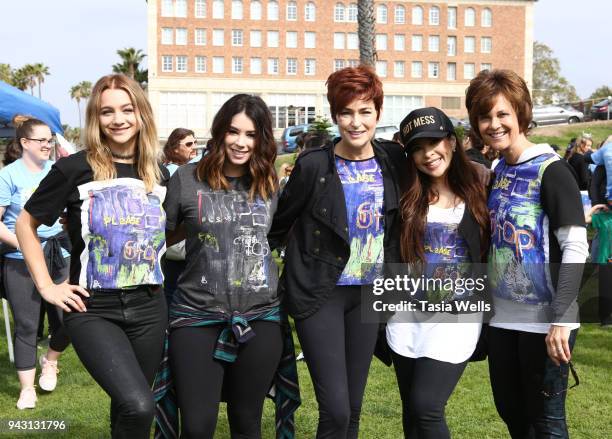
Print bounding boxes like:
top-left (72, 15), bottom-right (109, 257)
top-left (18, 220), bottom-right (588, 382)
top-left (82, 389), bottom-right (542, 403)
top-left (147, 0), bottom-right (536, 138)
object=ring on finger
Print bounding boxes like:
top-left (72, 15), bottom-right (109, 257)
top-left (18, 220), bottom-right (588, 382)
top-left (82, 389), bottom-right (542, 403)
top-left (63, 297), bottom-right (71, 304)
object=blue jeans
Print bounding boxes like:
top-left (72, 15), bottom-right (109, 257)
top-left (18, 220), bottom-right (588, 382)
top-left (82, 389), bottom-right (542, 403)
top-left (488, 326), bottom-right (578, 439)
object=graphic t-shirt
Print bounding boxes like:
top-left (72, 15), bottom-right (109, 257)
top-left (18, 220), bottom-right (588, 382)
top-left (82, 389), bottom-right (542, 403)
top-left (335, 156), bottom-right (385, 285)
top-left (163, 163), bottom-right (279, 314)
top-left (592, 211), bottom-right (612, 263)
top-left (24, 150), bottom-right (169, 290)
top-left (0, 159), bottom-right (69, 259)
top-left (387, 203), bottom-right (482, 364)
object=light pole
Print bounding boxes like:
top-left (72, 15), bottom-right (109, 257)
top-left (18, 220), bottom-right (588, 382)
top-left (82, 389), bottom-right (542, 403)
top-left (607, 96), bottom-right (612, 120)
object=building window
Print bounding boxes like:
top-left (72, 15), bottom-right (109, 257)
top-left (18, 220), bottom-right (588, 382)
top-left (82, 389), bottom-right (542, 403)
top-left (267, 30), bottom-right (279, 47)
top-left (376, 60), bottom-right (387, 77)
top-left (176, 55), bottom-right (187, 72)
top-left (412, 35), bottom-right (423, 51)
top-left (175, 0), bottom-right (187, 17)
top-left (334, 59), bottom-right (345, 71)
top-left (268, 0), bottom-right (279, 20)
top-left (304, 31), bottom-right (316, 48)
top-left (287, 1), bottom-right (297, 20)
top-left (232, 57), bottom-right (243, 73)
top-left (376, 5), bottom-right (387, 24)
top-left (287, 58), bottom-right (298, 75)
top-left (195, 56), bottom-right (207, 72)
top-left (465, 7), bottom-right (476, 27)
top-left (481, 63), bottom-right (492, 72)
top-left (195, 28), bottom-right (206, 45)
top-left (429, 6), bottom-right (439, 25)
top-left (161, 0), bottom-right (173, 17)
top-left (268, 58), bottom-right (279, 74)
top-left (395, 5), bottom-right (405, 24)
top-left (347, 32), bottom-right (358, 50)
top-left (212, 56), bottom-right (224, 73)
top-left (482, 8), bottom-right (492, 27)
top-left (428, 62), bottom-right (439, 79)
top-left (232, 29), bottom-right (243, 46)
top-left (176, 28), bottom-right (187, 45)
top-left (428, 35), bottom-right (439, 52)
top-left (250, 57), bottom-right (262, 74)
top-left (250, 0), bottom-right (262, 19)
top-left (334, 3), bottom-right (346, 22)
top-left (447, 36), bottom-right (456, 56)
top-left (212, 0), bottom-right (224, 18)
top-left (250, 30), bottom-right (262, 47)
top-left (231, 0), bottom-right (243, 19)
top-left (334, 33), bottom-right (345, 49)
top-left (412, 6), bottom-right (423, 25)
top-left (376, 34), bottom-right (387, 51)
top-left (442, 96), bottom-right (461, 110)
top-left (348, 3), bottom-right (358, 22)
top-left (305, 58), bottom-right (316, 75)
top-left (394, 34), bottom-right (405, 51)
top-left (212, 29), bottom-right (224, 46)
top-left (195, 0), bottom-right (207, 18)
top-left (161, 28), bottom-right (173, 45)
top-left (447, 62), bottom-right (456, 80)
top-left (394, 61), bottom-right (405, 78)
top-left (464, 36), bottom-right (475, 53)
top-left (448, 6), bottom-right (457, 28)
top-left (162, 55), bottom-right (173, 72)
top-left (348, 59), bottom-right (359, 67)
top-left (481, 37), bottom-right (492, 53)
top-left (305, 2), bottom-right (316, 21)
top-left (464, 63), bottom-right (476, 79)
top-left (286, 31), bottom-right (298, 48)
top-left (411, 61), bottom-right (422, 78)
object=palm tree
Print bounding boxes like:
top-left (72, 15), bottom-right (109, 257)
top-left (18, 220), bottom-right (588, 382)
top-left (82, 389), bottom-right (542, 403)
top-left (113, 48), bottom-right (146, 80)
top-left (357, 0), bottom-right (376, 67)
top-left (31, 63), bottom-right (50, 99)
top-left (0, 63), bottom-right (12, 83)
top-left (70, 81), bottom-right (92, 130)
top-left (11, 68), bottom-right (29, 91)
top-left (16, 65), bottom-right (37, 95)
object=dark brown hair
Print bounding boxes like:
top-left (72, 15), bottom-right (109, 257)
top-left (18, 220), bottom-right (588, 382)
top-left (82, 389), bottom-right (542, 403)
top-left (326, 66), bottom-right (384, 123)
top-left (196, 94), bottom-right (278, 200)
top-left (163, 127), bottom-right (195, 165)
top-left (14, 115), bottom-right (48, 148)
top-left (399, 135), bottom-right (489, 264)
top-left (465, 69), bottom-right (532, 138)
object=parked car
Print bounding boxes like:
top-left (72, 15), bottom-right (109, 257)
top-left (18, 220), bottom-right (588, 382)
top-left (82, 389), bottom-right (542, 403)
top-left (374, 124), bottom-right (399, 140)
top-left (591, 98), bottom-right (612, 120)
top-left (530, 105), bottom-right (584, 128)
top-left (281, 124), bottom-right (339, 153)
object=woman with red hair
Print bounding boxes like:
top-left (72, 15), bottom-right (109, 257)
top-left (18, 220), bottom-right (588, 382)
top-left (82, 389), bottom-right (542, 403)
top-left (269, 66), bottom-right (407, 438)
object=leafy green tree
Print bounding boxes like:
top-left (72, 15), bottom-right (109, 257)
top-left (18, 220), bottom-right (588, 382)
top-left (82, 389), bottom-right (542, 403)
top-left (0, 63), bottom-right (12, 84)
top-left (112, 48), bottom-right (147, 88)
top-left (532, 41), bottom-right (578, 104)
top-left (308, 116), bottom-right (333, 135)
top-left (15, 65), bottom-right (37, 95)
top-left (589, 86), bottom-right (612, 101)
top-left (10, 68), bottom-right (29, 91)
top-left (31, 63), bottom-right (50, 99)
top-left (358, 0), bottom-right (376, 67)
top-left (70, 81), bottom-right (92, 130)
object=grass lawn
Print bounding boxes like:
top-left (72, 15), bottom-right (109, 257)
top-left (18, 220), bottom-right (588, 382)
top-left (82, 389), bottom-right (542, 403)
top-left (528, 120), bottom-right (612, 153)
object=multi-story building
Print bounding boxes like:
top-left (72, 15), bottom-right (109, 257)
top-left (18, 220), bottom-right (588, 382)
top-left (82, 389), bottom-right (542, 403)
top-left (147, 0), bottom-right (536, 138)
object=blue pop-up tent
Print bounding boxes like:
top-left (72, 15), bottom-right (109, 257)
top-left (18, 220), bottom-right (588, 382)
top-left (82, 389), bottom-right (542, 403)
top-left (0, 80), bottom-right (63, 137)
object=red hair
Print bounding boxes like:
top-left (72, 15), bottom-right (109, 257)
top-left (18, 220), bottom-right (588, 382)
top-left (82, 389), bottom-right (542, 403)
top-left (326, 66), bottom-right (384, 123)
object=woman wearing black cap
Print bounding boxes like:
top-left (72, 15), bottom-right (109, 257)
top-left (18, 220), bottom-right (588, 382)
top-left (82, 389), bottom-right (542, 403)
top-left (386, 107), bottom-right (490, 439)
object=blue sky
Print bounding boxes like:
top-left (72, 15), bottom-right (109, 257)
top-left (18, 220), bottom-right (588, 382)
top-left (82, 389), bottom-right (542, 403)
top-left (0, 0), bottom-right (608, 128)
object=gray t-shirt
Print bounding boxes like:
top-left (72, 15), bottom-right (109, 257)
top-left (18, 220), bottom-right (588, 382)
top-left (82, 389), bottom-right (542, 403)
top-left (164, 163), bottom-right (279, 313)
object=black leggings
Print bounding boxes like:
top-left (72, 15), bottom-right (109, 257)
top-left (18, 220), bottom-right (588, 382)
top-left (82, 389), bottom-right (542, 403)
top-left (391, 352), bottom-right (467, 439)
top-left (3, 257), bottom-right (70, 370)
top-left (488, 326), bottom-right (578, 439)
top-left (295, 285), bottom-right (379, 439)
top-left (63, 288), bottom-right (167, 439)
top-left (169, 321), bottom-right (283, 439)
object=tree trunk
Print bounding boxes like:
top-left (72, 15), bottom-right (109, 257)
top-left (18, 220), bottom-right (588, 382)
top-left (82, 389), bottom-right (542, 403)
top-left (76, 100), bottom-right (82, 130)
top-left (358, 0), bottom-right (376, 67)
top-left (38, 82), bottom-right (42, 99)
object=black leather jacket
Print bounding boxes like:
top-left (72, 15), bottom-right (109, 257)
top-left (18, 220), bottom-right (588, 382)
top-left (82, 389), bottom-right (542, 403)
top-left (268, 139), bottom-right (408, 319)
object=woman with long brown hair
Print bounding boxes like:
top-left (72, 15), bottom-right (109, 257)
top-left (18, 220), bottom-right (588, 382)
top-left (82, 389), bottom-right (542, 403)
top-left (155, 94), bottom-right (299, 438)
top-left (386, 107), bottom-right (489, 439)
top-left (16, 74), bottom-right (169, 438)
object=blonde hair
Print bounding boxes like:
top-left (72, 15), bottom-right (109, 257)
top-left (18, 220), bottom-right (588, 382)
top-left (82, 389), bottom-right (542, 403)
top-left (84, 74), bottom-right (161, 192)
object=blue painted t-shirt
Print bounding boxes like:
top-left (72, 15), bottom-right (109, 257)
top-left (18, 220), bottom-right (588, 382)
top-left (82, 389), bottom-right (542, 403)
top-left (335, 156), bottom-right (385, 285)
top-left (590, 142), bottom-right (612, 202)
top-left (0, 159), bottom-right (68, 259)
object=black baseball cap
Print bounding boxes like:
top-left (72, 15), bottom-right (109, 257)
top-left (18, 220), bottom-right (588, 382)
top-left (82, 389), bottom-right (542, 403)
top-left (399, 107), bottom-right (456, 151)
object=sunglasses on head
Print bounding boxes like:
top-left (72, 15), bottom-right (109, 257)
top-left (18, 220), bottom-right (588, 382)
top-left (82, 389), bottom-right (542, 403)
top-left (181, 141), bottom-right (197, 147)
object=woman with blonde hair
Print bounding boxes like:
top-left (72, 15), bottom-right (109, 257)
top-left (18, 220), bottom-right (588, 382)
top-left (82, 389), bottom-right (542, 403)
top-left (16, 74), bottom-right (169, 438)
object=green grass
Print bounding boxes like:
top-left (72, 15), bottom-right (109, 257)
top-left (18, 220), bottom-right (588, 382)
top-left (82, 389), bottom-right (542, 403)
top-left (528, 120), bottom-right (612, 153)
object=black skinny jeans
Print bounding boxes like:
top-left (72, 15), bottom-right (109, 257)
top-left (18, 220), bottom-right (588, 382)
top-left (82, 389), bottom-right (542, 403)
top-left (63, 287), bottom-right (167, 439)
top-left (295, 285), bottom-right (379, 439)
top-left (391, 352), bottom-right (468, 439)
top-left (169, 321), bottom-right (283, 439)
